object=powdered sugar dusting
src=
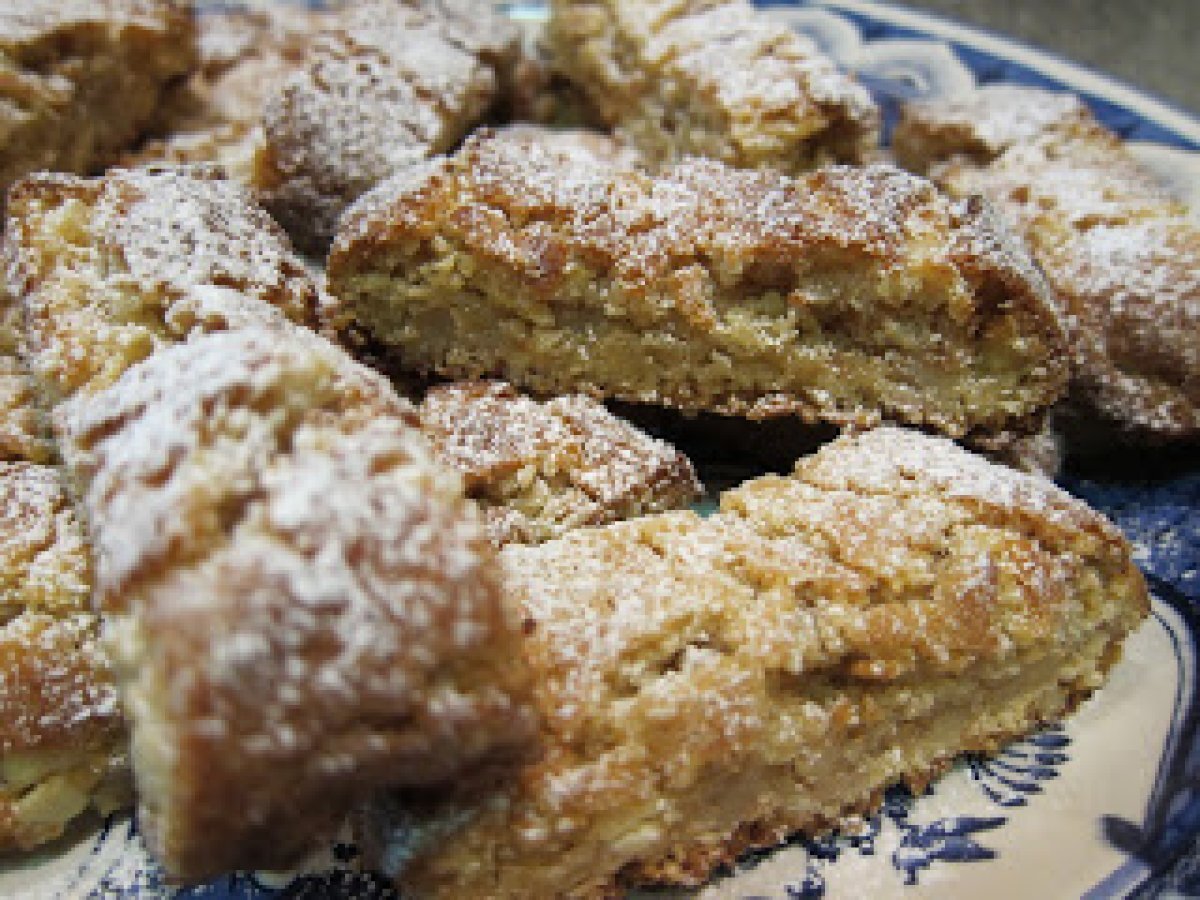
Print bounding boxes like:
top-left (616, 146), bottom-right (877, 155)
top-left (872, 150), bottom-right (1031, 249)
top-left (419, 381), bottom-right (699, 544)
top-left (55, 325), bottom-right (534, 874)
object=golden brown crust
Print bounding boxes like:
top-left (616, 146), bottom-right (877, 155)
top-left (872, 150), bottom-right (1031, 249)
top-left (0, 461), bottom-right (127, 852)
top-left (252, 0), bottom-right (518, 253)
top-left (364, 427), bottom-right (1147, 898)
top-left (329, 133), bottom-right (1067, 439)
top-left (420, 381), bottom-right (700, 545)
top-left (546, 0), bottom-right (879, 171)
top-left (0, 0), bottom-right (197, 202)
top-left (55, 325), bottom-right (536, 880)
top-left (895, 86), bottom-right (1200, 441)
top-left (3, 166), bottom-right (336, 408)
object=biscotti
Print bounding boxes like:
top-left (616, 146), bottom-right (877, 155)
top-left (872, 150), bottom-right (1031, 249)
top-left (54, 325), bottom-right (536, 879)
top-left (4, 166), bottom-right (538, 878)
top-left (420, 381), bottom-right (700, 545)
top-left (0, 461), bottom-right (128, 852)
top-left (546, 0), bottom-right (879, 171)
top-left (0, 0), bottom-right (196, 203)
top-left (894, 85), bottom-right (1200, 442)
top-left (329, 133), bottom-right (1068, 441)
top-left (126, 4), bottom-right (330, 182)
top-left (361, 426), bottom-right (1149, 898)
top-left (3, 166), bottom-right (335, 409)
top-left (252, 0), bottom-right (518, 253)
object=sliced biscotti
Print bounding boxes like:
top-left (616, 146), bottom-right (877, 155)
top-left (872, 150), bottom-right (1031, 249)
top-left (0, 461), bottom-right (128, 852)
top-left (252, 0), bottom-right (518, 253)
top-left (362, 426), bottom-right (1149, 898)
top-left (546, 0), bottom-right (879, 171)
top-left (420, 381), bottom-right (701, 545)
top-left (54, 325), bottom-right (536, 880)
top-left (3, 166), bottom-right (335, 409)
top-left (0, 0), bottom-right (196, 202)
top-left (894, 85), bottom-right (1200, 442)
top-left (329, 133), bottom-right (1068, 441)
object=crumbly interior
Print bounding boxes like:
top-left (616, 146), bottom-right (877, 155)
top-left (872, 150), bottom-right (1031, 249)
top-left (367, 427), bottom-right (1148, 898)
top-left (546, 0), bottom-right (879, 171)
top-left (419, 381), bottom-right (700, 545)
top-left (0, 0), bottom-right (197, 200)
top-left (0, 462), bottom-right (128, 852)
top-left (0, 300), bottom-right (53, 465)
top-left (330, 137), bottom-right (1067, 440)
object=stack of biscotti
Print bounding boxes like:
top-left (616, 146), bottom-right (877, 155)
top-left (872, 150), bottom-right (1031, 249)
top-left (328, 131), bottom-right (1068, 445)
top-left (0, 0), bottom-right (197, 204)
top-left (2, 165), bottom-right (538, 879)
top-left (893, 84), bottom-right (1200, 447)
top-left (360, 427), bottom-right (1149, 898)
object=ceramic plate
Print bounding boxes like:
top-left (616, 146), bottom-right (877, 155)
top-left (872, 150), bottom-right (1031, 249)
top-left (3, 2), bottom-right (1198, 898)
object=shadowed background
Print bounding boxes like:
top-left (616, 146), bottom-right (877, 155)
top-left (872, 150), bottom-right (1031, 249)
top-left (893, 0), bottom-right (1199, 113)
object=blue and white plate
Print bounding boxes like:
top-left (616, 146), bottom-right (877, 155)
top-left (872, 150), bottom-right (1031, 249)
top-left (4, 2), bottom-right (1197, 897)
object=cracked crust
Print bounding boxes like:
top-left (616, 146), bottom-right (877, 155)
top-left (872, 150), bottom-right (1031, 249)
top-left (546, 0), bottom-right (879, 171)
top-left (0, 461), bottom-right (128, 852)
top-left (55, 326), bottom-right (537, 880)
top-left (329, 132), bottom-right (1068, 440)
top-left (363, 427), bottom-right (1148, 898)
top-left (895, 85), bottom-right (1200, 442)
top-left (420, 381), bottom-right (701, 545)
top-left (0, 0), bottom-right (197, 203)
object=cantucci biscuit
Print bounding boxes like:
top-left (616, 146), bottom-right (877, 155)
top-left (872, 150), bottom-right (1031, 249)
top-left (420, 381), bottom-right (700, 545)
top-left (56, 326), bottom-right (536, 879)
top-left (0, 0), bottom-right (196, 202)
top-left (546, 0), bottom-right (879, 171)
top-left (3, 166), bottom-right (335, 409)
top-left (125, 4), bottom-right (331, 182)
top-left (361, 427), bottom-right (1149, 898)
top-left (0, 462), bottom-right (128, 852)
top-left (329, 133), bottom-right (1068, 441)
top-left (252, 0), bottom-right (518, 253)
top-left (894, 85), bottom-right (1200, 442)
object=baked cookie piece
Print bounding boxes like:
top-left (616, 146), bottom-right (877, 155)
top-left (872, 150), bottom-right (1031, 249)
top-left (362, 426), bottom-right (1148, 898)
top-left (546, 0), bottom-right (878, 172)
top-left (0, 461), bottom-right (128, 852)
top-left (3, 166), bottom-right (335, 409)
top-left (891, 84), bottom-right (1100, 174)
top-left (895, 86), bottom-right (1200, 441)
top-left (126, 5), bottom-right (331, 182)
top-left (252, 0), bottom-right (518, 253)
top-left (329, 133), bottom-right (1068, 441)
top-left (0, 0), bottom-right (196, 203)
top-left (55, 325), bottom-right (535, 880)
top-left (420, 381), bottom-right (701, 545)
